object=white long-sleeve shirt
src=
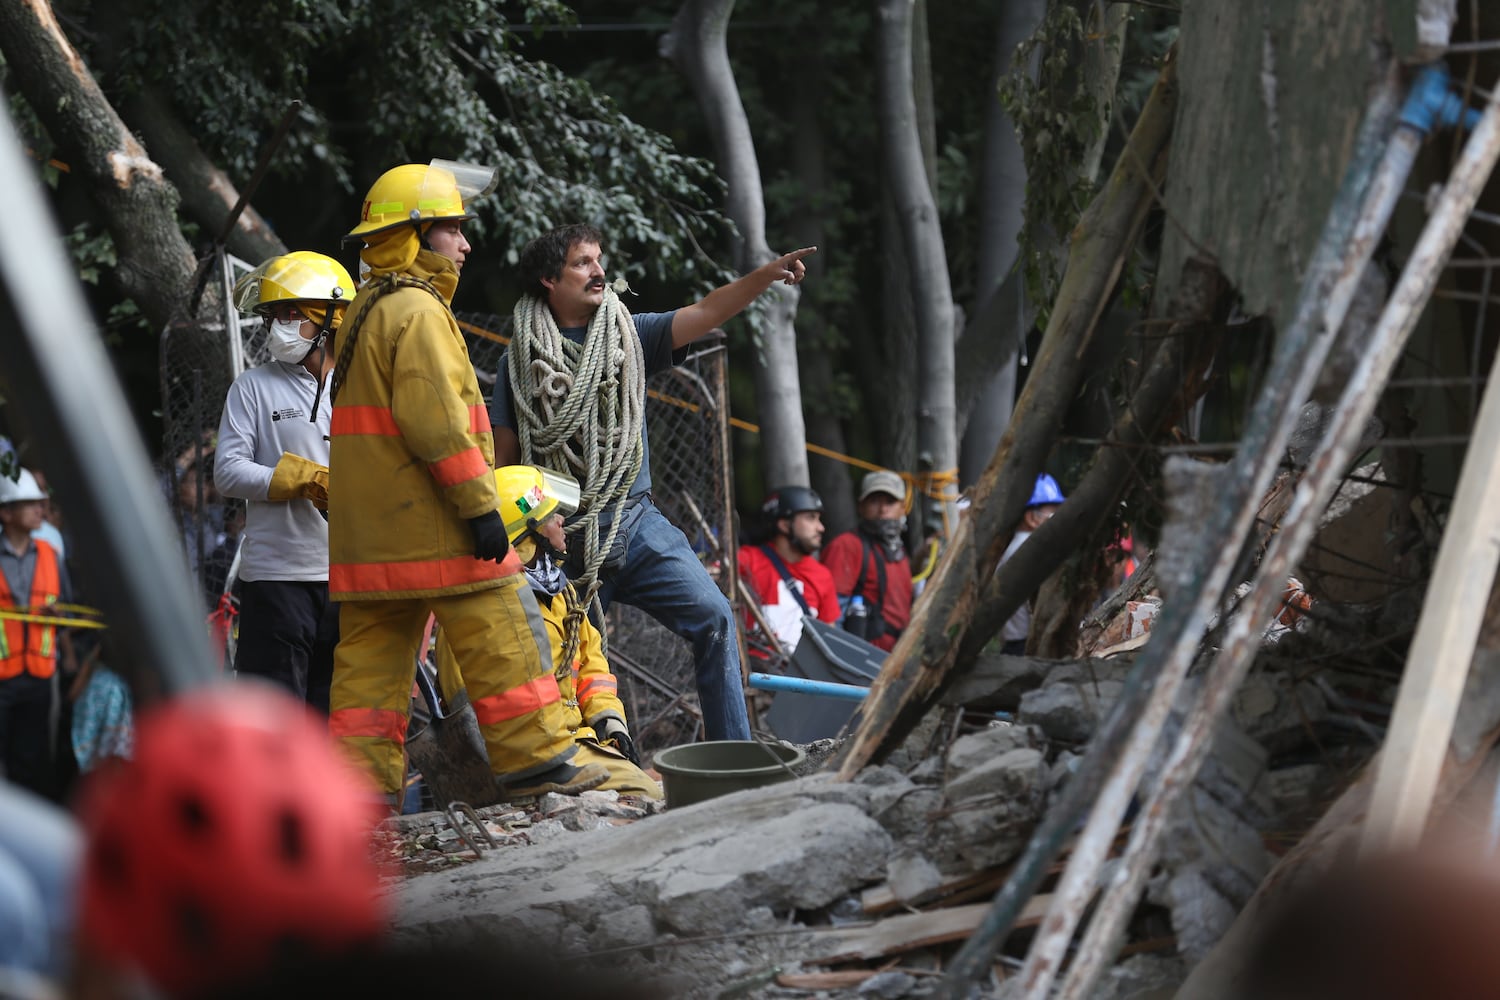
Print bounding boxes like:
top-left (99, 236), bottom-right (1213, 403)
top-left (214, 361), bottom-right (331, 582)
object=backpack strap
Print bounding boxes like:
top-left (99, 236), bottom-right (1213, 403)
top-left (856, 535), bottom-right (887, 621)
top-left (758, 545), bottom-right (813, 616)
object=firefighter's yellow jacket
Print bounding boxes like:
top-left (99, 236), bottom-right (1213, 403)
top-left (328, 249), bottom-right (514, 599)
top-left (536, 589), bottom-right (626, 738)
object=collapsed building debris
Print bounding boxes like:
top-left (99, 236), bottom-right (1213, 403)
top-left (387, 14), bottom-right (1500, 1000)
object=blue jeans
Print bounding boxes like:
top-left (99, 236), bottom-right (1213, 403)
top-left (595, 500), bottom-right (751, 741)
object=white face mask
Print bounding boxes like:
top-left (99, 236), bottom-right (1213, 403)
top-left (267, 317), bottom-right (314, 365)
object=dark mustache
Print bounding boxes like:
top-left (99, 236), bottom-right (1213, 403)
top-left (587, 279), bottom-right (606, 290)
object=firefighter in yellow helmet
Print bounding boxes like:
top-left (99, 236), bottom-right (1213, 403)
top-left (327, 162), bottom-right (607, 802)
top-left (437, 466), bottom-right (663, 799)
top-left (214, 251), bottom-right (353, 709)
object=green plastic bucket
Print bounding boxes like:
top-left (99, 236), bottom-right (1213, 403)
top-left (652, 740), bottom-right (806, 808)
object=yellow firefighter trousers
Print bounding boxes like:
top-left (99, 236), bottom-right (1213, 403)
top-left (330, 577), bottom-right (574, 794)
top-left (434, 637), bottom-right (662, 800)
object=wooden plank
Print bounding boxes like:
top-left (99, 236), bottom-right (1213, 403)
top-left (809, 895), bottom-right (1052, 965)
top-left (860, 833), bottom-right (1112, 915)
top-left (775, 971), bottom-right (878, 990)
top-left (1362, 242), bottom-right (1500, 854)
top-left (860, 868), bottom-right (1004, 916)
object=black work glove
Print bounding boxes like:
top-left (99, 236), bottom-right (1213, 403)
top-left (598, 717), bottom-right (642, 767)
top-left (468, 510), bottom-right (510, 562)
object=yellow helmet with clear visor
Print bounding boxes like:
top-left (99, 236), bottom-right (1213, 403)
top-left (493, 465), bottom-right (581, 561)
top-left (347, 159), bottom-right (498, 239)
top-left (233, 251), bottom-right (354, 319)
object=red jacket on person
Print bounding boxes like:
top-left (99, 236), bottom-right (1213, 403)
top-left (820, 531), bottom-right (912, 652)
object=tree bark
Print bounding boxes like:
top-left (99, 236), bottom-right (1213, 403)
top-left (663, 0), bottom-right (810, 488)
top-left (955, 0), bottom-right (1128, 454)
top-left (835, 53), bottom-right (1177, 777)
top-left (958, 0), bottom-right (1046, 485)
top-left (788, 65), bottom-right (857, 532)
top-left (80, 1), bottom-right (285, 268)
top-left (875, 0), bottom-right (960, 530)
top-left (117, 85), bottom-right (286, 266)
top-left (0, 0), bottom-right (197, 333)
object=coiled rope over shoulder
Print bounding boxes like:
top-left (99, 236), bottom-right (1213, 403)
top-left (509, 287), bottom-right (644, 611)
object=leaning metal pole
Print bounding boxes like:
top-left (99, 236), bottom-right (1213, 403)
top-left (1054, 69), bottom-right (1500, 1000)
top-left (935, 63), bottom-right (1408, 997)
top-left (0, 101), bottom-right (215, 699)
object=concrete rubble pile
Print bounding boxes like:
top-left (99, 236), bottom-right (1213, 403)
top-left (385, 649), bottom-right (1356, 1000)
top-left (382, 471), bottom-right (1415, 997)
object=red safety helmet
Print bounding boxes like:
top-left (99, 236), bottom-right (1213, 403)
top-left (76, 682), bottom-right (390, 997)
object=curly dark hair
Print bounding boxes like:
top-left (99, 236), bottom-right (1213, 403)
top-left (517, 224), bottom-right (604, 300)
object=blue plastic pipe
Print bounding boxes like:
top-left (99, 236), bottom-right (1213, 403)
top-left (749, 672), bottom-right (1016, 723)
top-left (747, 672), bottom-right (871, 703)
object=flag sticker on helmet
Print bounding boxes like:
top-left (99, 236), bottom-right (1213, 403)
top-left (515, 485), bottom-right (546, 516)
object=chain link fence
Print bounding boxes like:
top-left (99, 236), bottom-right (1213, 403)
top-left (158, 251), bottom-right (261, 609)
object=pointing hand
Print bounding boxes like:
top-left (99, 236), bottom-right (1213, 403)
top-left (773, 246), bottom-right (817, 286)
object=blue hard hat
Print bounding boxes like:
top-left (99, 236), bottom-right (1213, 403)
top-left (1027, 473), bottom-right (1065, 509)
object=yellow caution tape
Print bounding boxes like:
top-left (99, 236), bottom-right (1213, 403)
top-left (0, 609), bottom-right (108, 629)
top-left (52, 603), bottom-right (105, 617)
top-left (457, 318), bottom-right (511, 347)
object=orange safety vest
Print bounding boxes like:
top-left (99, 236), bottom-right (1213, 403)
top-left (0, 538), bottom-right (61, 679)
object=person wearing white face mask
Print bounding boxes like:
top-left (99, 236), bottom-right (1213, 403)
top-left (213, 251), bottom-right (353, 711)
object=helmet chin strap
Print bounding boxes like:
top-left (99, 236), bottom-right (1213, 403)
top-left (410, 209), bottom-right (432, 252)
top-left (306, 307), bottom-right (338, 423)
top-left (779, 518), bottom-right (817, 557)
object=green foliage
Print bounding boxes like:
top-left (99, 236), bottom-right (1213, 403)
top-left (998, 3), bottom-right (1177, 332)
top-left (997, 1), bottom-right (1107, 325)
top-left (60, 222), bottom-right (150, 343)
top-left (62, 222), bottom-right (115, 285)
top-left (71, 0), bottom-right (734, 291)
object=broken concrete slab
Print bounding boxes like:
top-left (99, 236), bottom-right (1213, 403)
top-left (1018, 677), bottom-right (1127, 743)
top-left (395, 775), bottom-right (893, 950)
top-left (1232, 669), bottom-right (1330, 754)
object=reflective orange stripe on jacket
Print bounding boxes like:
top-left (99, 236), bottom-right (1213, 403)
top-left (330, 551), bottom-right (521, 595)
top-left (576, 674), bottom-right (618, 703)
top-left (471, 675), bottom-right (562, 725)
top-left (0, 540), bottom-right (61, 679)
top-left (332, 404), bottom-right (491, 437)
top-left (428, 446), bottom-right (489, 489)
top-left (329, 706), bottom-right (408, 743)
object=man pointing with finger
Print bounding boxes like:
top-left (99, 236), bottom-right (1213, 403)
top-left (493, 224), bottom-right (816, 741)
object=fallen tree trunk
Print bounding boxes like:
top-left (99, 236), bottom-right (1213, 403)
top-left (0, 0), bottom-right (196, 333)
top-left (834, 50), bottom-right (1179, 779)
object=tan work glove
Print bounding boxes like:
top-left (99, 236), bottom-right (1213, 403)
top-left (267, 452), bottom-right (329, 510)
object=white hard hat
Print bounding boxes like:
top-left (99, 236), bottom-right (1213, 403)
top-left (0, 469), bottom-right (47, 505)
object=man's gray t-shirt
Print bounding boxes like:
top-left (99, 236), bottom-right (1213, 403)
top-left (491, 310), bottom-right (682, 498)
